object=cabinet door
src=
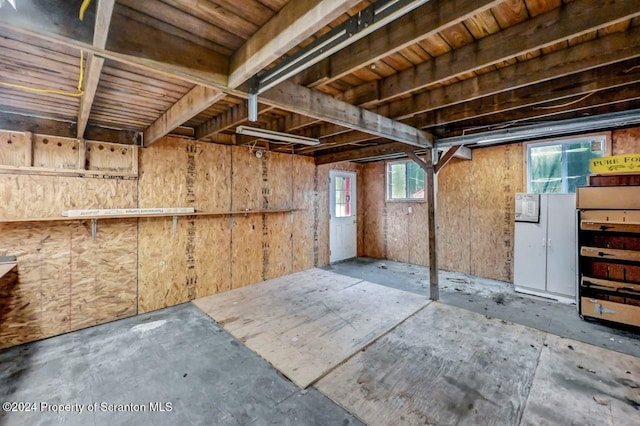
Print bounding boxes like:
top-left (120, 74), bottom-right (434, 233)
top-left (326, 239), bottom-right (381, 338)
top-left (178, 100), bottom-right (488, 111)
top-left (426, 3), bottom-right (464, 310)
top-left (545, 194), bottom-right (577, 297)
top-left (514, 196), bottom-right (547, 291)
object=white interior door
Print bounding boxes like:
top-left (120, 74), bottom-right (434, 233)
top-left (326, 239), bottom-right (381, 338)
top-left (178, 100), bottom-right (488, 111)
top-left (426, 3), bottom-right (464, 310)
top-left (545, 194), bottom-right (577, 297)
top-left (329, 170), bottom-right (357, 263)
top-left (514, 195), bottom-right (548, 291)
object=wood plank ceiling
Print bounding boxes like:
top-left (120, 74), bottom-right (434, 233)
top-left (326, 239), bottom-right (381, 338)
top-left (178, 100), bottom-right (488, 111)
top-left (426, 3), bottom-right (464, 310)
top-left (0, 0), bottom-right (639, 162)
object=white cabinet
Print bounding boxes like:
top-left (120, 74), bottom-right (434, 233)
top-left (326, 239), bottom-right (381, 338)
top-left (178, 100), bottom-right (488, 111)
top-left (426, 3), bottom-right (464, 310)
top-left (514, 194), bottom-right (577, 302)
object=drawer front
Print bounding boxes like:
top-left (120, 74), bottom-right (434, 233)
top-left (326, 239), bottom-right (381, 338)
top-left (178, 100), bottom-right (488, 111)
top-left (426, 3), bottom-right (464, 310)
top-left (577, 187), bottom-right (640, 209)
top-left (581, 297), bottom-right (640, 327)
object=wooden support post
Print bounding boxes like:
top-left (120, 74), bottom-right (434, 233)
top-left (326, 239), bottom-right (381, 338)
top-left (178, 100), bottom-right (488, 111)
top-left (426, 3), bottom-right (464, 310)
top-left (406, 150), bottom-right (439, 300)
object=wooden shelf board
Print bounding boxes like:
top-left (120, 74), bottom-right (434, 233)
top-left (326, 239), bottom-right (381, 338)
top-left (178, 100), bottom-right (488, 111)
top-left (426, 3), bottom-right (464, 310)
top-left (0, 209), bottom-right (297, 223)
top-left (0, 262), bottom-right (17, 279)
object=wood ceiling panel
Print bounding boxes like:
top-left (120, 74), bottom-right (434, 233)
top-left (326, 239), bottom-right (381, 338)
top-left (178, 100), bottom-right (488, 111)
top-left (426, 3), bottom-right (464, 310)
top-left (463, 9), bottom-right (501, 38)
top-left (117, 0), bottom-right (243, 52)
top-left (417, 34), bottom-right (452, 57)
top-left (491, 0), bottom-right (530, 29)
top-left (439, 22), bottom-right (475, 49)
top-left (524, 0), bottom-right (562, 18)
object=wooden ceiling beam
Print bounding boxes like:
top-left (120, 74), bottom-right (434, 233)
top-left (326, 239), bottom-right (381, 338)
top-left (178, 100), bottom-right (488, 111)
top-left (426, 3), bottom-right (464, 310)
top-left (0, 112), bottom-right (140, 145)
top-left (315, 141), bottom-right (408, 165)
top-left (261, 81), bottom-right (433, 148)
top-left (0, 0), bottom-right (229, 90)
top-left (381, 24), bottom-right (640, 121)
top-left (354, 0), bottom-right (640, 108)
top-left (446, 84), bottom-right (640, 133)
top-left (144, 86), bottom-right (226, 146)
top-left (298, 0), bottom-right (502, 88)
top-left (195, 101), bottom-right (274, 140)
top-left (228, 0), bottom-right (361, 88)
top-left (414, 58), bottom-right (640, 129)
top-left (77, 0), bottom-right (115, 139)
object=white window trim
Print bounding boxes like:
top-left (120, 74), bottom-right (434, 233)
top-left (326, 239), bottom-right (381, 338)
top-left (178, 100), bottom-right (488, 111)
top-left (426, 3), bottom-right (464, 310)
top-left (385, 159), bottom-right (425, 202)
top-left (524, 132), bottom-right (611, 194)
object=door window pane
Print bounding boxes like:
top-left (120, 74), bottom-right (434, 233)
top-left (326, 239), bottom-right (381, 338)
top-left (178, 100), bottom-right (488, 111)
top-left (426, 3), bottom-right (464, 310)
top-left (335, 176), bottom-right (352, 217)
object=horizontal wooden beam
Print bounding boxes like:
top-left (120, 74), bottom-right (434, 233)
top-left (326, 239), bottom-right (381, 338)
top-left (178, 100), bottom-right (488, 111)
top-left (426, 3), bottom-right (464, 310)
top-left (374, 0), bottom-right (640, 105)
top-left (144, 85), bottom-right (226, 146)
top-left (196, 101), bottom-right (274, 140)
top-left (228, 0), bottom-right (360, 88)
top-left (440, 85), bottom-right (640, 134)
top-left (415, 57), bottom-right (640, 129)
top-left (262, 81), bottom-right (433, 148)
top-left (0, 112), bottom-right (140, 145)
top-left (0, 0), bottom-right (229, 90)
top-left (299, 0), bottom-right (502, 87)
top-left (378, 24), bottom-right (640, 124)
top-left (315, 142), bottom-right (408, 164)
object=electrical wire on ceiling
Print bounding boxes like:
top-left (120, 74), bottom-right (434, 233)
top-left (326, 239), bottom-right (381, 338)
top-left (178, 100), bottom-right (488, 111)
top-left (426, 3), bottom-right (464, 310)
top-left (79, 0), bottom-right (91, 21)
top-left (0, 0), bottom-right (91, 97)
top-left (0, 51), bottom-right (85, 97)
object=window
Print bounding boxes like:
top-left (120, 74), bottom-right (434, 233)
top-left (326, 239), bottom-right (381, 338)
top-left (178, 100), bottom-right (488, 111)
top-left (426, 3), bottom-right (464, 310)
top-left (387, 160), bottom-right (424, 201)
top-left (527, 136), bottom-right (607, 194)
top-left (334, 175), bottom-right (353, 217)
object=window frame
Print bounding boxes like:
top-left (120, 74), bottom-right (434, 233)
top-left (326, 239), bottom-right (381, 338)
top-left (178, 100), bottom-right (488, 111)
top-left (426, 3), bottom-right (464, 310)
top-left (385, 159), bottom-right (426, 202)
top-left (524, 132), bottom-right (611, 194)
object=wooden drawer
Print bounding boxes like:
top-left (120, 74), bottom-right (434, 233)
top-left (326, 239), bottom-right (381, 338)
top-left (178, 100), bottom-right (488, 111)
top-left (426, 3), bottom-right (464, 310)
top-left (580, 210), bottom-right (640, 233)
top-left (581, 297), bottom-right (640, 327)
top-left (581, 246), bottom-right (640, 262)
top-left (577, 186), bottom-right (640, 209)
top-left (588, 173), bottom-right (640, 187)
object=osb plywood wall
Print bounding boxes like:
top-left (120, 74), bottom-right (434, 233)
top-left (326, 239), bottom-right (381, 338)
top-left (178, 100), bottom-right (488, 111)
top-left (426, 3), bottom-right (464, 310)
top-left (316, 162), bottom-right (364, 266)
top-left (0, 168), bottom-right (138, 348)
top-left (1, 133), bottom-right (317, 348)
top-left (359, 157), bottom-right (431, 267)
top-left (362, 144), bottom-right (529, 281)
top-left (612, 127), bottom-right (640, 154)
top-left (361, 127), bottom-right (640, 283)
top-left (136, 138), bottom-right (315, 313)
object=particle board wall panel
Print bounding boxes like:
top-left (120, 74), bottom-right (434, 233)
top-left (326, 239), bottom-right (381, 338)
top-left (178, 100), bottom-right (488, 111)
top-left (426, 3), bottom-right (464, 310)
top-left (195, 216), bottom-right (231, 297)
top-left (32, 134), bottom-right (79, 169)
top-left (267, 152), bottom-right (293, 209)
top-left (231, 147), bottom-right (263, 211)
top-left (361, 162), bottom-right (386, 259)
top-left (69, 219), bottom-right (138, 330)
top-left (0, 174), bottom-right (137, 219)
top-left (137, 137), bottom-right (233, 312)
top-left (0, 219), bottom-right (137, 349)
top-left (195, 142), bottom-right (232, 211)
top-left (437, 158), bottom-right (472, 274)
top-left (469, 144), bottom-right (523, 282)
top-left (265, 213), bottom-right (293, 280)
top-left (85, 141), bottom-right (136, 173)
top-left (0, 130), bottom-right (30, 166)
top-left (612, 126), bottom-right (640, 154)
top-left (386, 202), bottom-right (410, 263)
top-left (292, 156), bottom-right (315, 272)
top-left (408, 201), bottom-right (429, 267)
top-left (231, 214), bottom-right (264, 289)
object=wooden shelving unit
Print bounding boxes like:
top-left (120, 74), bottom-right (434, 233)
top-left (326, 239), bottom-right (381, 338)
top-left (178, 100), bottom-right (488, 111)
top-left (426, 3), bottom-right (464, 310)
top-left (577, 178), bottom-right (640, 328)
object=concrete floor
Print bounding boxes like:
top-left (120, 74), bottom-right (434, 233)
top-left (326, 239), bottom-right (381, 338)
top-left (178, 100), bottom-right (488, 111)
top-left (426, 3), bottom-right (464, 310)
top-left (324, 257), bottom-right (640, 357)
top-left (2, 259), bottom-right (639, 425)
top-left (0, 303), bottom-right (363, 426)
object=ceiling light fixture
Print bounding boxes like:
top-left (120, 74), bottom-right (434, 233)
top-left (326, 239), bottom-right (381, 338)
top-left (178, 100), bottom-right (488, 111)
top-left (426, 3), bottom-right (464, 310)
top-left (236, 126), bottom-right (320, 146)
